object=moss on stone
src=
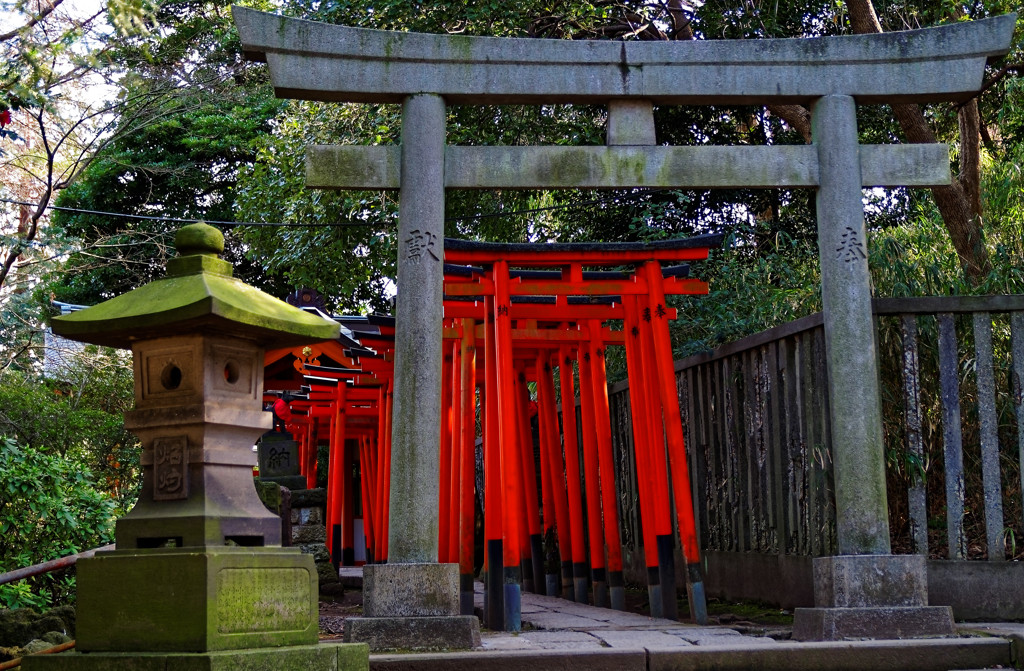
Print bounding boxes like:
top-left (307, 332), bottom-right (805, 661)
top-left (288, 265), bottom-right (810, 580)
top-left (41, 631), bottom-right (70, 645)
top-left (316, 562), bottom-right (340, 586)
top-left (547, 148), bottom-right (593, 185)
top-left (0, 608), bottom-right (40, 647)
top-left (23, 639), bottom-right (57, 654)
top-left (295, 525), bottom-right (327, 544)
top-left (51, 224), bottom-right (339, 350)
top-left (298, 544), bottom-right (331, 564)
top-left (175, 223), bottom-right (224, 256)
top-left (22, 643), bottom-right (367, 671)
top-left (289, 488), bottom-right (327, 508)
top-left (254, 480), bottom-right (283, 513)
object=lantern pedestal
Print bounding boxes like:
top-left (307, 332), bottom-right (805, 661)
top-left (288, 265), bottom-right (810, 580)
top-left (30, 224), bottom-right (365, 671)
top-left (74, 547), bottom-right (318, 652)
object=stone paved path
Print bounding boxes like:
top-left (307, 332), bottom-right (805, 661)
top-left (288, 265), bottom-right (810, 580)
top-left (337, 567), bottom-right (1022, 671)
top-left (472, 583), bottom-right (782, 651)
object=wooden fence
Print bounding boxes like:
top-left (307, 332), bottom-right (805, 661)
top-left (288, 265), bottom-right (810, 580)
top-left (608, 295), bottom-right (1024, 564)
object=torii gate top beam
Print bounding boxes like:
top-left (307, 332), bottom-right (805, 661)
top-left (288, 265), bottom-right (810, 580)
top-left (233, 7), bottom-right (1014, 105)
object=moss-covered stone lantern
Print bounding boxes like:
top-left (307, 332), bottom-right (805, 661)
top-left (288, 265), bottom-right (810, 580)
top-left (26, 224), bottom-right (368, 671)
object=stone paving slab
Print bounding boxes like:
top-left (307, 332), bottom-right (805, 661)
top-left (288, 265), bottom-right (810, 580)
top-left (480, 631), bottom-right (607, 651)
top-left (670, 628), bottom-right (762, 645)
top-left (523, 612), bottom-right (616, 630)
top-left (365, 636), bottom-right (1012, 671)
top-left (681, 632), bottom-right (781, 647)
top-left (959, 622), bottom-right (1024, 639)
top-left (515, 631), bottom-right (603, 645)
top-left (592, 629), bottom-right (694, 650)
top-left (346, 571), bottom-right (1019, 671)
top-left (478, 634), bottom-right (535, 651)
top-left (958, 622), bottom-right (1024, 666)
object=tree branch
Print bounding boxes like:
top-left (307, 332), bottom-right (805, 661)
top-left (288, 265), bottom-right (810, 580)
top-left (0, 0), bottom-right (65, 43)
top-left (967, 62), bottom-right (1024, 105)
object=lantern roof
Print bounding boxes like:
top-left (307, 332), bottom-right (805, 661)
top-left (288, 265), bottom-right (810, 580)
top-left (51, 223), bottom-right (340, 349)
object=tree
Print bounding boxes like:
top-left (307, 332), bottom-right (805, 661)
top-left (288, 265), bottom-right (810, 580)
top-left (54, 0), bottom-right (1024, 319)
top-left (0, 0), bottom-right (166, 291)
top-left (0, 437), bottom-right (117, 609)
top-left (844, 0), bottom-right (1023, 284)
top-left (47, 0), bottom-right (292, 306)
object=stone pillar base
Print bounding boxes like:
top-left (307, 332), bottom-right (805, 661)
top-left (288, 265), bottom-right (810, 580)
top-left (76, 547), bottom-right (318, 652)
top-left (343, 615), bottom-right (481, 651)
top-left (352, 563), bottom-right (479, 650)
top-left (362, 562), bottom-right (460, 617)
top-left (792, 606), bottom-right (955, 641)
top-left (793, 554), bottom-right (954, 641)
top-left (21, 643), bottom-right (369, 671)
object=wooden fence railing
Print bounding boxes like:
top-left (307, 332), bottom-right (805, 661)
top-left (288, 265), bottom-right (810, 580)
top-left (608, 295), bottom-right (1024, 563)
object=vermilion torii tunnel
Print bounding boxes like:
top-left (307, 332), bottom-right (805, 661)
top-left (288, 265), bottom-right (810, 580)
top-left (261, 234), bottom-right (721, 631)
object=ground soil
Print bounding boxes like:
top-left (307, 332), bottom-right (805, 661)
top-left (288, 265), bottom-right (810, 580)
top-left (318, 589), bottom-right (363, 640)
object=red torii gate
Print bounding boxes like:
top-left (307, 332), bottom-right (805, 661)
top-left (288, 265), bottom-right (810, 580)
top-left (261, 234), bottom-right (719, 629)
top-left (309, 317), bottom-right (396, 569)
top-left (264, 317), bottom-right (395, 569)
top-left (442, 234), bottom-right (721, 628)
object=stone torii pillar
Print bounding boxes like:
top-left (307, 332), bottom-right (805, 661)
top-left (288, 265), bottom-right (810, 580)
top-left (339, 93), bottom-right (483, 649)
top-left (234, 5), bottom-right (1015, 642)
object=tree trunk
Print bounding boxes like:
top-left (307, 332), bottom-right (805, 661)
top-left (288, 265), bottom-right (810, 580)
top-left (847, 0), bottom-right (991, 283)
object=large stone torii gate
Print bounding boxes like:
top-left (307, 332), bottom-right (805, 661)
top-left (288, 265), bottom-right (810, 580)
top-left (235, 7), bottom-right (1015, 644)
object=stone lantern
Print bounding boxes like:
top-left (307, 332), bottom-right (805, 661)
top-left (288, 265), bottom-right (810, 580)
top-left (27, 224), bottom-right (367, 671)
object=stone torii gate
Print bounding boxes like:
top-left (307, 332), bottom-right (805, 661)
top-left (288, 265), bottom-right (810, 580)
top-left (234, 7), bottom-right (1014, 645)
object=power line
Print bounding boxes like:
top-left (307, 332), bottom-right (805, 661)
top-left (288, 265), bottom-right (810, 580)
top-left (0, 198), bottom-right (377, 228)
top-left (2, 188), bottom-right (673, 229)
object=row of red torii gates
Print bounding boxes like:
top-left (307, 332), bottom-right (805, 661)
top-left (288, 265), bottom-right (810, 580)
top-left (263, 235), bottom-right (721, 630)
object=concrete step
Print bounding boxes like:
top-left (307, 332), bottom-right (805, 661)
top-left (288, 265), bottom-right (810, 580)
top-left (358, 637), bottom-right (1013, 671)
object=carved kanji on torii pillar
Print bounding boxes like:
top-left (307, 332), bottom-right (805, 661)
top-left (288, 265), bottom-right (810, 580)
top-left (235, 6), bottom-right (1015, 644)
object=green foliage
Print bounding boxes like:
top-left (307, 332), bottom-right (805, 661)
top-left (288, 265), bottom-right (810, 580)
top-left (0, 345), bottom-right (133, 609)
top-left (48, 0), bottom-right (291, 304)
top-left (869, 156), bottom-right (1024, 298)
top-left (234, 103), bottom-right (400, 314)
top-left (0, 437), bottom-right (116, 609)
top-left (0, 348), bottom-right (139, 511)
top-left (696, 0), bottom-right (842, 38)
top-left (669, 226), bottom-right (821, 358)
top-left (288, 0), bottom-right (610, 37)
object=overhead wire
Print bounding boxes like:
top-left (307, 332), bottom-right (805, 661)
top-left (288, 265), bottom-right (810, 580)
top-left (1, 188), bottom-right (674, 229)
top-left (0, 198), bottom-right (372, 228)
